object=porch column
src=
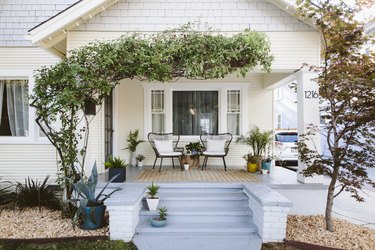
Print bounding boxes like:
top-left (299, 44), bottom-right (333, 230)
top-left (296, 69), bottom-right (324, 183)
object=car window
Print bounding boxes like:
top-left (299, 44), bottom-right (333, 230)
top-left (275, 133), bottom-right (298, 143)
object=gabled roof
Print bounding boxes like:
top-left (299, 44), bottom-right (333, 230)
top-left (28, 0), bottom-right (315, 57)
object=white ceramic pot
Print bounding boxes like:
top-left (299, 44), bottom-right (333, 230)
top-left (138, 161), bottom-right (143, 167)
top-left (262, 169), bottom-right (268, 175)
top-left (131, 153), bottom-right (137, 167)
top-left (146, 197), bottom-right (160, 211)
top-left (184, 164), bottom-right (189, 170)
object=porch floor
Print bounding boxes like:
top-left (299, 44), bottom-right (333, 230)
top-left (101, 165), bottom-right (327, 189)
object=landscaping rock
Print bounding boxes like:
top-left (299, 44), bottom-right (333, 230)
top-left (286, 215), bottom-right (375, 250)
top-left (0, 208), bottom-right (108, 239)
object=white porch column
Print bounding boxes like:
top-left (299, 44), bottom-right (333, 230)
top-left (296, 69), bottom-right (324, 183)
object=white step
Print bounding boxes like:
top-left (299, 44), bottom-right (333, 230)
top-left (156, 199), bottom-right (249, 208)
top-left (139, 206), bottom-right (252, 216)
top-left (156, 192), bottom-right (248, 201)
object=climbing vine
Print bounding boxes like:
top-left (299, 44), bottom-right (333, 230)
top-left (30, 24), bottom-right (273, 213)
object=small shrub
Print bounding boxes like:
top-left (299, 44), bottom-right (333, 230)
top-left (14, 175), bottom-right (60, 210)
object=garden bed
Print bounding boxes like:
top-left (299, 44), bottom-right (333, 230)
top-left (1, 208), bottom-right (374, 250)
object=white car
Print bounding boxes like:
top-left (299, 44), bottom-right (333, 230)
top-left (274, 130), bottom-right (298, 167)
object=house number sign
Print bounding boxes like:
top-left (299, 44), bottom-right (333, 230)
top-left (304, 90), bottom-right (319, 99)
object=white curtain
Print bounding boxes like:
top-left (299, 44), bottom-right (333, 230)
top-left (6, 80), bottom-right (29, 136)
top-left (0, 80), bottom-right (4, 128)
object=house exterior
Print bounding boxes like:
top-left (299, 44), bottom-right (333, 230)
top-left (0, 0), bottom-right (323, 183)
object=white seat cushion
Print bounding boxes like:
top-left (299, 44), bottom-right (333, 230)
top-left (159, 151), bottom-right (182, 157)
top-left (203, 151), bottom-right (226, 156)
top-left (206, 139), bottom-right (226, 153)
top-left (154, 140), bottom-right (174, 153)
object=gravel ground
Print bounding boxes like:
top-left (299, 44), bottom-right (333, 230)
top-left (1, 208), bottom-right (374, 250)
top-left (286, 215), bottom-right (375, 250)
top-left (0, 208), bottom-right (108, 239)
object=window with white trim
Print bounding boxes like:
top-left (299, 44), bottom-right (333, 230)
top-left (0, 79), bottom-right (29, 136)
top-left (276, 113), bottom-right (282, 129)
top-left (151, 90), bottom-right (165, 133)
top-left (227, 90), bottom-right (240, 135)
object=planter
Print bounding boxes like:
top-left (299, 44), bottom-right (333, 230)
top-left (146, 197), bottom-right (160, 211)
top-left (81, 205), bottom-right (106, 230)
top-left (247, 163), bottom-right (258, 173)
top-left (184, 164), bottom-right (189, 170)
top-left (262, 169), bottom-right (268, 175)
top-left (131, 153), bottom-right (137, 167)
top-left (151, 218), bottom-right (167, 227)
top-left (138, 161), bottom-right (144, 167)
top-left (190, 155), bottom-right (200, 169)
top-left (261, 161), bottom-right (271, 173)
top-left (109, 168), bottom-right (126, 182)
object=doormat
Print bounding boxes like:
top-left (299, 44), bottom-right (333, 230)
top-left (135, 168), bottom-right (260, 182)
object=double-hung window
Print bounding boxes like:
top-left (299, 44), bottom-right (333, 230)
top-left (0, 79), bottom-right (29, 136)
top-left (151, 90), bottom-right (165, 133)
top-left (227, 90), bottom-right (240, 135)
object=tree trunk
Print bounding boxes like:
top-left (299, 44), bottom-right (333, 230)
top-left (325, 166), bottom-right (339, 231)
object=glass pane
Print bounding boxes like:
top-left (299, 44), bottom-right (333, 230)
top-left (151, 90), bottom-right (164, 112)
top-left (152, 114), bottom-right (164, 133)
top-left (227, 114), bottom-right (240, 135)
top-left (173, 91), bottom-right (218, 135)
top-left (227, 90), bottom-right (240, 112)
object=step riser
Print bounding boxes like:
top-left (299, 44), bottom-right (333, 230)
top-left (158, 188), bottom-right (244, 194)
top-left (154, 200), bottom-right (250, 208)
top-left (139, 215), bottom-right (252, 223)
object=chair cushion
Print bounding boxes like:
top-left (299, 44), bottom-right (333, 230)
top-left (159, 152), bottom-right (182, 157)
top-left (154, 140), bottom-right (173, 153)
top-left (203, 151), bottom-right (226, 156)
top-left (206, 139), bottom-right (226, 153)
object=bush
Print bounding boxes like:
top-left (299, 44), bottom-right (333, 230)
top-left (14, 175), bottom-right (60, 210)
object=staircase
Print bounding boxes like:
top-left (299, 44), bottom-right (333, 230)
top-left (134, 184), bottom-right (262, 250)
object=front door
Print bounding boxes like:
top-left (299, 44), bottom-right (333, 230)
top-left (104, 91), bottom-right (114, 161)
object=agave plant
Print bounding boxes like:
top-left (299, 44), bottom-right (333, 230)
top-left (104, 155), bottom-right (128, 169)
top-left (67, 162), bottom-right (122, 227)
top-left (0, 177), bottom-right (14, 206)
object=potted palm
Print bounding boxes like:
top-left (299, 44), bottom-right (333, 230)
top-left (67, 162), bottom-right (121, 229)
top-left (151, 207), bottom-right (168, 227)
top-left (124, 129), bottom-right (144, 166)
top-left (104, 156), bottom-right (128, 182)
top-left (236, 126), bottom-right (273, 172)
top-left (146, 182), bottom-right (160, 211)
top-left (136, 154), bottom-right (145, 167)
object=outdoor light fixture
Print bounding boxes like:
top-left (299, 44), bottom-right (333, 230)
top-left (189, 106), bottom-right (197, 116)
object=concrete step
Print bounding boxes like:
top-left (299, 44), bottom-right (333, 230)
top-left (156, 199), bottom-right (249, 208)
top-left (157, 192), bottom-right (249, 201)
top-left (158, 187), bottom-right (244, 194)
top-left (136, 219), bottom-right (258, 235)
top-left (139, 206), bottom-right (252, 216)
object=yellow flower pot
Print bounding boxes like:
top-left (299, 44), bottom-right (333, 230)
top-left (247, 163), bottom-right (258, 173)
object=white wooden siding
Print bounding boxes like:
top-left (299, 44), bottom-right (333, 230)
top-left (0, 47), bottom-right (60, 70)
top-left (0, 145), bottom-right (58, 183)
top-left (67, 31), bottom-right (320, 71)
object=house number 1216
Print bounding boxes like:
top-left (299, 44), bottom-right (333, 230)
top-left (304, 91), bottom-right (319, 99)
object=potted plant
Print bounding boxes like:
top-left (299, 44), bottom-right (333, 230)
top-left (136, 154), bottom-right (145, 167)
top-left (67, 162), bottom-right (121, 229)
top-left (104, 156), bottom-right (128, 182)
top-left (261, 155), bottom-right (273, 174)
top-left (236, 126), bottom-right (273, 171)
top-left (185, 141), bottom-right (204, 168)
top-left (124, 129), bottom-right (144, 166)
top-left (151, 206), bottom-right (168, 227)
top-left (146, 182), bottom-right (160, 211)
top-left (243, 154), bottom-right (259, 173)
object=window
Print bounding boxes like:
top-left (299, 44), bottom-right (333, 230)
top-left (275, 88), bottom-right (283, 101)
top-left (0, 80), bottom-right (29, 136)
top-left (276, 113), bottom-right (282, 129)
top-left (227, 90), bottom-right (240, 135)
top-left (173, 91), bottom-right (218, 135)
top-left (151, 90), bottom-right (165, 133)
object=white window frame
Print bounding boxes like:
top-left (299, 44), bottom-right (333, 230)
top-left (276, 113), bottom-right (282, 129)
top-left (0, 70), bottom-right (50, 144)
top-left (143, 82), bottom-right (248, 141)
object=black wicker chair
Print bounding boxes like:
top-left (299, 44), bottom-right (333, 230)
top-left (200, 133), bottom-right (233, 171)
top-left (148, 132), bottom-right (183, 172)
